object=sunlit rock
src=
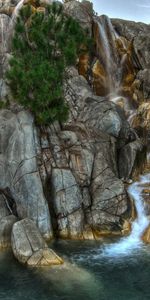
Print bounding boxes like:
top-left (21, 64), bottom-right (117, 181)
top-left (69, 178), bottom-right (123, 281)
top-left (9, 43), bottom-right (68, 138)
top-left (92, 59), bottom-right (108, 96)
top-left (0, 0), bottom-right (20, 15)
top-left (121, 220), bottom-right (131, 236)
top-left (142, 226), bottom-right (150, 243)
top-left (112, 18), bottom-right (150, 69)
top-left (11, 219), bottom-right (63, 266)
top-left (78, 53), bottom-right (90, 79)
top-left (64, 0), bottom-right (92, 34)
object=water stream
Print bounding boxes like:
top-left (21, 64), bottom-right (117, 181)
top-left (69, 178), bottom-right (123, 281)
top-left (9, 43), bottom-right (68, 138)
top-left (102, 175), bottom-right (150, 257)
top-left (11, 0), bottom-right (24, 22)
top-left (1, 241), bottom-right (150, 300)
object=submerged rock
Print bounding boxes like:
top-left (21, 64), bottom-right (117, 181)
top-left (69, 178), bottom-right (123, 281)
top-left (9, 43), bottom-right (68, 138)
top-left (11, 218), bottom-right (63, 266)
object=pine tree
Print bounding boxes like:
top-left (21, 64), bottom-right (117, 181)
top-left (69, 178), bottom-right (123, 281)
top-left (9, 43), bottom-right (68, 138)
top-left (6, 2), bottom-right (91, 125)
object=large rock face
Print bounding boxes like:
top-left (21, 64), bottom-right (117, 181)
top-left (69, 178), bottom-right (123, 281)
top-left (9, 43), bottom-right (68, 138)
top-left (0, 110), bottom-right (53, 239)
top-left (0, 0), bottom-right (148, 244)
top-left (0, 68), bottom-right (133, 240)
top-left (36, 68), bottom-right (133, 238)
top-left (64, 0), bottom-right (93, 34)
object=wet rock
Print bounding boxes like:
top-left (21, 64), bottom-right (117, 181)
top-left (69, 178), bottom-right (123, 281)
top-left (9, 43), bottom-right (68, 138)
top-left (142, 225), bottom-right (150, 244)
top-left (121, 219), bottom-right (131, 236)
top-left (112, 19), bottom-right (150, 69)
top-left (92, 59), bottom-right (108, 96)
top-left (11, 218), bottom-right (63, 266)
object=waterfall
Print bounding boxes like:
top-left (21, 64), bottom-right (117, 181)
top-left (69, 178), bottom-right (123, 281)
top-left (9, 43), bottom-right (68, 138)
top-left (12, 0), bottom-right (24, 22)
top-left (96, 15), bottom-right (126, 98)
top-left (96, 14), bottom-right (137, 123)
top-left (0, 14), bottom-right (10, 58)
top-left (102, 175), bottom-right (149, 256)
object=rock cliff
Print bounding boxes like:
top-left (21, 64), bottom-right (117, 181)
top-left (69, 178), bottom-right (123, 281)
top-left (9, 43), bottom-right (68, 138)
top-left (0, 0), bottom-right (150, 263)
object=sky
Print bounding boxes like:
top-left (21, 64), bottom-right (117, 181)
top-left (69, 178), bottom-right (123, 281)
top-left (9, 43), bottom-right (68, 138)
top-left (92, 0), bottom-right (150, 23)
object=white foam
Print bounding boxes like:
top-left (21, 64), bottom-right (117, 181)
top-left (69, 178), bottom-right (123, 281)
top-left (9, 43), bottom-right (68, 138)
top-left (102, 175), bottom-right (150, 257)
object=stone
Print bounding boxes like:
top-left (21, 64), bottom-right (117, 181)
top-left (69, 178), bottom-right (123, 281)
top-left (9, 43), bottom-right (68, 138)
top-left (118, 140), bottom-right (143, 179)
top-left (136, 69), bottom-right (150, 99)
top-left (64, 0), bottom-right (92, 34)
top-left (121, 220), bottom-right (131, 235)
top-left (0, 110), bottom-right (53, 239)
top-left (112, 19), bottom-right (150, 69)
top-left (142, 225), bottom-right (150, 244)
top-left (11, 218), bottom-right (63, 265)
top-left (0, 0), bottom-right (20, 15)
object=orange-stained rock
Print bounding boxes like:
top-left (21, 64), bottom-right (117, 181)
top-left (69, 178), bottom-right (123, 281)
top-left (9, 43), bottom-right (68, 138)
top-left (92, 60), bottom-right (108, 96)
top-left (142, 225), bottom-right (150, 243)
top-left (143, 189), bottom-right (150, 194)
top-left (93, 229), bottom-right (122, 240)
top-left (121, 220), bottom-right (131, 236)
top-left (132, 102), bottom-right (150, 132)
top-left (124, 73), bottom-right (135, 86)
top-left (78, 53), bottom-right (90, 79)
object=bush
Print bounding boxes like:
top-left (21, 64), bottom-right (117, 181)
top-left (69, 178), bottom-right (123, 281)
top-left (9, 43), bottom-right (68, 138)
top-left (6, 2), bottom-right (90, 125)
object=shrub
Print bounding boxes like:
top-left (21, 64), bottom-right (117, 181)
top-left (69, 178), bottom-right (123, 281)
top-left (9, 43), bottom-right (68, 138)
top-left (6, 2), bottom-right (91, 124)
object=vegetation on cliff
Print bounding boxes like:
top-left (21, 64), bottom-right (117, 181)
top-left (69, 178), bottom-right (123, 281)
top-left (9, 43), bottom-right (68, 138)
top-left (6, 2), bottom-right (90, 124)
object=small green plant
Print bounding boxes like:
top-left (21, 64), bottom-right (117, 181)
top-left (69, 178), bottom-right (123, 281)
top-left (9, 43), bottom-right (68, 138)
top-left (0, 100), bottom-right (9, 109)
top-left (6, 2), bottom-right (91, 125)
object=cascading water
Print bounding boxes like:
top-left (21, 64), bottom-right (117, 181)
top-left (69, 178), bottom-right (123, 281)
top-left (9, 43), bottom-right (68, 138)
top-left (96, 15), bottom-right (136, 121)
top-left (11, 0), bottom-right (24, 22)
top-left (96, 15), bottom-right (120, 96)
top-left (103, 175), bottom-right (149, 257)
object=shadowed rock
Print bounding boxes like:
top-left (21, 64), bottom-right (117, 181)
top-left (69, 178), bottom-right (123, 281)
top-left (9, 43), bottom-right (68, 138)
top-left (0, 194), bottom-right (17, 248)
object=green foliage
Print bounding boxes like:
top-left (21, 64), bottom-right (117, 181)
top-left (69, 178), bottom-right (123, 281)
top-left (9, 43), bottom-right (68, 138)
top-left (6, 2), bottom-right (90, 125)
top-left (0, 100), bottom-right (9, 109)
